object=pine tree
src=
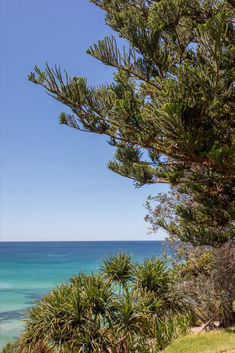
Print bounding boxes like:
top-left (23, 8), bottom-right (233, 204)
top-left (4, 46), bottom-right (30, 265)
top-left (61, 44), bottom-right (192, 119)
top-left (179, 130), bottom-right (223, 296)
top-left (29, 0), bottom-right (235, 246)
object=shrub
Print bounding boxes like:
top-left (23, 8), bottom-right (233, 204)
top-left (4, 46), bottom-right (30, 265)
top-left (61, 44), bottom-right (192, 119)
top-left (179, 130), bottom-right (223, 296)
top-left (171, 240), bottom-right (235, 328)
top-left (14, 252), bottom-right (192, 353)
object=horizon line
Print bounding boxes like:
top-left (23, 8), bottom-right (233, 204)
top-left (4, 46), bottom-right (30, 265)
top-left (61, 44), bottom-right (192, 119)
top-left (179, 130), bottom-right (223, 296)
top-left (0, 239), bottom-right (165, 242)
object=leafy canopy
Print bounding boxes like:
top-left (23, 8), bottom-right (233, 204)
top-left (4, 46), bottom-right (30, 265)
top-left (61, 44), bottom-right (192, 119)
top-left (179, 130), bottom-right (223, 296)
top-left (28, 0), bottom-right (235, 245)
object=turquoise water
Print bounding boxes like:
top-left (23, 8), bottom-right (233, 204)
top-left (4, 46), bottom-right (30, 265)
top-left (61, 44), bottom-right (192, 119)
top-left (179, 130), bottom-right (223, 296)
top-left (0, 241), bottom-right (165, 348)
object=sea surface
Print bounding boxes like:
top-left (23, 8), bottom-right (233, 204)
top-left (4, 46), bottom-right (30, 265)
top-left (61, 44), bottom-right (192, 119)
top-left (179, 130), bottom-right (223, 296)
top-left (0, 241), bottom-right (165, 348)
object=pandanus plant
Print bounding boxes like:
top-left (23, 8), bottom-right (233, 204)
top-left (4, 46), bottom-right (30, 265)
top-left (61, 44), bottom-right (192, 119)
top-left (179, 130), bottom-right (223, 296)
top-left (111, 293), bottom-right (148, 353)
top-left (99, 252), bottom-right (134, 295)
top-left (17, 252), bottom-right (191, 353)
top-left (19, 274), bottom-right (115, 353)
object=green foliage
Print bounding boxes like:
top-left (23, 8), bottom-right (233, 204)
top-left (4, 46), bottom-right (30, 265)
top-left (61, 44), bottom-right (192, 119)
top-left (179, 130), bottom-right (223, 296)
top-left (19, 274), bottom-right (115, 353)
top-left (4, 248), bottom-right (234, 352)
top-left (0, 342), bottom-right (19, 353)
top-left (28, 0), bottom-right (234, 246)
top-left (15, 252), bottom-right (193, 353)
top-left (99, 251), bottom-right (134, 292)
top-left (134, 256), bottom-right (169, 295)
top-left (152, 313), bottom-right (193, 351)
top-left (145, 183), bottom-right (234, 246)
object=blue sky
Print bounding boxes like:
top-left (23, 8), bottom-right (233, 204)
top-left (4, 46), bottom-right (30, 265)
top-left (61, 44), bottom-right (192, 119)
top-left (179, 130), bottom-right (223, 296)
top-left (0, 0), bottom-right (169, 241)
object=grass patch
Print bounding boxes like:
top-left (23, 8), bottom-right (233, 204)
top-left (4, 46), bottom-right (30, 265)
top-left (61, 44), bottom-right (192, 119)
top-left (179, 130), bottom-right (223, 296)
top-left (162, 327), bottom-right (235, 353)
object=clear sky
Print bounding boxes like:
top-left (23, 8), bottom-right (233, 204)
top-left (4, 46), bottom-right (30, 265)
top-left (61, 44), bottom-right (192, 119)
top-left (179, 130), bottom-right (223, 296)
top-left (0, 0), bottom-right (169, 242)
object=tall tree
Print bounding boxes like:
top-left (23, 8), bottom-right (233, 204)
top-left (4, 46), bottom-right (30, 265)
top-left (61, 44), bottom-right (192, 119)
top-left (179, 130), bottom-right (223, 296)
top-left (29, 0), bottom-right (235, 246)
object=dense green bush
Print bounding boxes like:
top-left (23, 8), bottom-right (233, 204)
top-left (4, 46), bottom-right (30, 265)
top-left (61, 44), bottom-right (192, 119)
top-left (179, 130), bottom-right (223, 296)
top-left (2, 253), bottom-right (192, 353)
top-left (2, 247), bottom-right (234, 353)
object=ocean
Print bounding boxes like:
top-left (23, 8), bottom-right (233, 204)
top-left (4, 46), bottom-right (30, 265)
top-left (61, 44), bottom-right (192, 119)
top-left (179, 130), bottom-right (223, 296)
top-left (0, 241), bottom-right (165, 348)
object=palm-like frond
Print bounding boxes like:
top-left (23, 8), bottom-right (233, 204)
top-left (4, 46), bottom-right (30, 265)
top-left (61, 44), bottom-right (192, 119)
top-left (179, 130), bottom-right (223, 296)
top-left (18, 252), bottom-right (193, 353)
top-left (99, 252), bottom-right (135, 293)
top-left (134, 256), bottom-right (170, 295)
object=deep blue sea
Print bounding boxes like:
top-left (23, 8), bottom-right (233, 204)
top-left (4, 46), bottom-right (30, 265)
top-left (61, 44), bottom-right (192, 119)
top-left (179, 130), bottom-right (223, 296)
top-left (0, 241), bottom-right (165, 348)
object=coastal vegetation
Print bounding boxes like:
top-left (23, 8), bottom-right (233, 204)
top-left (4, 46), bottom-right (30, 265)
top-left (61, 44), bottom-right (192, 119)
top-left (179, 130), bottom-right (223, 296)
top-left (2, 0), bottom-right (234, 351)
top-left (29, 0), bottom-right (235, 247)
top-left (2, 328), bottom-right (235, 353)
top-left (17, 255), bottom-right (192, 352)
top-left (1, 248), bottom-right (234, 352)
